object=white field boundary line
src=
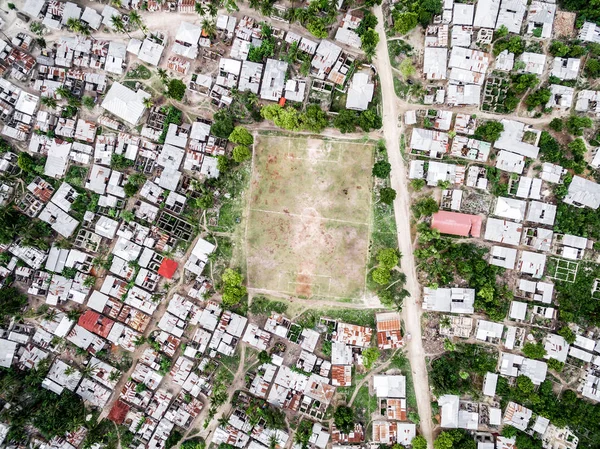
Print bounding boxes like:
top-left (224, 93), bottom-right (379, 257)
top-left (249, 208), bottom-right (370, 227)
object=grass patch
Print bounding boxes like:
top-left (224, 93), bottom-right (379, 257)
top-left (249, 296), bottom-right (288, 315)
top-left (246, 134), bottom-right (373, 300)
top-left (65, 165), bottom-right (88, 188)
top-left (126, 64), bottom-right (152, 80)
top-left (296, 308), bottom-right (378, 329)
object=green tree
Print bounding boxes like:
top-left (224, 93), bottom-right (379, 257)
top-left (549, 40), bottom-right (570, 57)
top-left (566, 115), bottom-right (593, 136)
top-left (379, 187), bottom-right (397, 205)
top-left (377, 248), bottom-right (399, 269)
top-left (0, 287), bottom-right (28, 324)
top-left (372, 160), bottom-right (391, 178)
top-left (358, 109), bottom-right (382, 132)
top-left (411, 179), bottom-right (426, 191)
top-left (548, 118), bottom-right (563, 132)
top-left (333, 406), bottom-right (355, 434)
top-left (522, 342), bottom-right (546, 359)
top-left (40, 96), bottom-right (57, 109)
top-left (261, 105), bottom-right (301, 131)
top-left (434, 432), bottom-right (454, 449)
top-left (333, 110), bottom-right (358, 133)
top-left (228, 126), bottom-right (254, 146)
top-left (558, 326), bottom-right (576, 344)
top-left (495, 25), bottom-right (508, 39)
top-left (394, 12), bottom-right (418, 35)
top-left (232, 145), bottom-right (252, 163)
top-left (360, 29), bottom-right (380, 58)
top-left (412, 436), bottom-right (427, 449)
top-left (221, 269), bottom-right (247, 307)
top-left (412, 196), bottom-right (439, 218)
top-left (474, 120), bottom-right (504, 143)
top-left (82, 96), bottom-right (95, 110)
top-left (211, 109), bottom-right (235, 138)
top-left (300, 105), bottom-right (329, 132)
top-left (362, 347), bottom-right (380, 370)
top-left (585, 58), bottom-right (600, 78)
top-left (399, 58), bottom-right (416, 78)
top-left (547, 358), bottom-right (564, 371)
top-left (372, 267), bottom-right (391, 285)
top-left (166, 79), bottom-right (186, 101)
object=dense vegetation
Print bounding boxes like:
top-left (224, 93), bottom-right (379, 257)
top-left (415, 231), bottom-right (510, 320)
top-left (497, 375), bottom-right (600, 448)
top-left (430, 344), bottom-right (498, 395)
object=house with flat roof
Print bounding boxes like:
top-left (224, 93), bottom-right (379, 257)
top-left (496, 150), bottom-right (525, 174)
top-left (423, 287), bottom-right (475, 313)
top-left (564, 176), bottom-right (600, 209)
top-left (546, 85), bottom-right (574, 110)
top-left (526, 201), bottom-right (556, 225)
top-left (474, 0), bottom-right (501, 28)
top-left (518, 52), bottom-right (546, 75)
top-left (490, 246), bottom-right (518, 269)
top-left (260, 59), bottom-right (288, 102)
top-left (526, 1), bottom-right (556, 38)
top-left (496, 0), bottom-right (527, 33)
top-left (410, 128), bottom-right (449, 158)
top-left (484, 218), bottom-right (523, 246)
top-left (238, 61), bottom-right (263, 94)
top-left (551, 58), bottom-right (581, 80)
top-left (423, 47), bottom-right (448, 80)
top-left (518, 251), bottom-right (546, 278)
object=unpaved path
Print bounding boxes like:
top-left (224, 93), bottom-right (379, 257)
top-left (374, 6), bottom-right (434, 447)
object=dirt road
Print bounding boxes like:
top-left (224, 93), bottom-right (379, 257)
top-left (373, 6), bottom-right (434, 447)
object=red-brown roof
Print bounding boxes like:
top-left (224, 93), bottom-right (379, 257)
top-left (78, 310), bottom-right (115, 338)
top-left (431, 211), bottom-right (482, 237)
top-left (108, 399), bottom-right (130, 424)
top-left (158, 259), bottom-right (178, 279)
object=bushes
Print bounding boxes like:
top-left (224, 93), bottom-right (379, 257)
top-left (565, 115), bottom-right (593, 136)
top-left (522, 342), bottom-right (547, 359)
top-left (211, 109), bottom-right (235, 138)
top-left (333, 406), bottom-right (355, 434)
top-left (474, 120), bottom-right (504, 143)
top-left (412, 196), bottom-right (438, 218)
top-left (221, 269), bottom-right (247, 307)
top-left (260, 104), bottom-right (328, 132)
top-left (430, 344), bottom-right (497, 395)
top-left (166, 79), bottom-right (186, 101)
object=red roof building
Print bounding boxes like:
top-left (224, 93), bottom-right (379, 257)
top-left (78, 310), bottom-right (115, 338)
top-left (108, 399), bottom-right (130, 424)
top-left (431, 211), bottom-right (482, 237)
top-left (158, 259), bottom-right (178, 279)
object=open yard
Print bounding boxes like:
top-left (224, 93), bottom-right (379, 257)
top-left (246, 134), bottom-right (374, 300)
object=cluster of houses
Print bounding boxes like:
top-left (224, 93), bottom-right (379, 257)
top-left (213, 310), bottom-right (411, 448)
top-left (418, 0), bottom-right (600, 110)
top-left (407, 108), bottom-right (600, 397)
top-left (437, 395), bottom-right (579, 449)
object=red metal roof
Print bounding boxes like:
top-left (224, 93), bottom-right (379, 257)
top-left (158, 258), bottom-right (178, 279)
top-left (108, 399), bottom-right (130, 424)
top-left (431, 211), bottom-right (482, 238)
top-left (78, 310), bottom-right (115, 338)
